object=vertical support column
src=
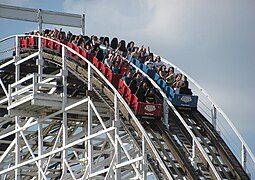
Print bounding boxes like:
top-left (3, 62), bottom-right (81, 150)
top-left (114, 93), bottom-right (120, 180)
top-left (14, 64), bottom-right (20, 89)
top-left (81, 14), bottom-right (85, 36)
top-left (163, 98), bottom-right (169, 129)
top-left (15, 35), bottom-right (20, 58)
top-left (242, 144), bottom-right (247, 172)
top-left (15, 35), bottom-right (20, 180)
top-left (33, 73), bottom-right (38, 96)
top-left (37, 36), bottom-right (43, 82)
top-left (142, 135), bottom-right (147, 180)
top-left (15, 116), bottom-right (20, 180)
top-left (211, 104), bottom-right (217, 129)
top-left (87, 64), bottom-right (93, 177)
top-left (38, 119), bottom-right (43, 180)
top-left (61, 46), bottom-right (68, 178)
top-left (15, 36), bottom-right (20, 84)
top-left (109, 111), bottom-right (114, 179)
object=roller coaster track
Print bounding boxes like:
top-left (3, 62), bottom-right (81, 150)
top-left (0, 35), bottom-right (254, 179)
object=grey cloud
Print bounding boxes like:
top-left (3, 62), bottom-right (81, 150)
top-left (63, 0), bottom-right (155, 39)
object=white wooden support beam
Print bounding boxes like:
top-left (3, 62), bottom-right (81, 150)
top-left (103, 154), bottom-right (116, 180)
top-left (14, 36), bottom-right (21, 180)
top-left (38, 36), bottom-right (43, 82)
top-left (116, 135), bottom-right (141, 178)
top-left (0, 126), bottom-right (115, 175)
top-left (142, 135), bottom-right (147, 180)
top-left (43, 126), bottom-right (62, 175)
top-left (15, 35), bottom-right (20, 58)
top-left (33, 73), bottom-right (38, 96)
top-left (61, 46), bottom-right (68, 179)
top-left (114, 93), bottom-right (120, 180)
top-left (16, 122), bottom-right (47, 180)
top-left (0, 78), bottom-right (8, 98)
top-left (38, 120), bottom-right (43, 180)
top-left (87, 64), bottom-right (93, 176)
top-left (15, 116), bottom-right (20, 180)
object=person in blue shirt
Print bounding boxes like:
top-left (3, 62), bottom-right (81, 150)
top-left (104, 53), bottom-right (113, 68)
top-left (111, 55), bottom-right (122, 73)
top-left (123, 71), bottom-right (133, 87)
top-left (111, 61), bottom-right (121, 73)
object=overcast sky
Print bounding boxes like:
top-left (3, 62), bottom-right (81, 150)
top-left (0, 0), bottom-right (255, 175)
